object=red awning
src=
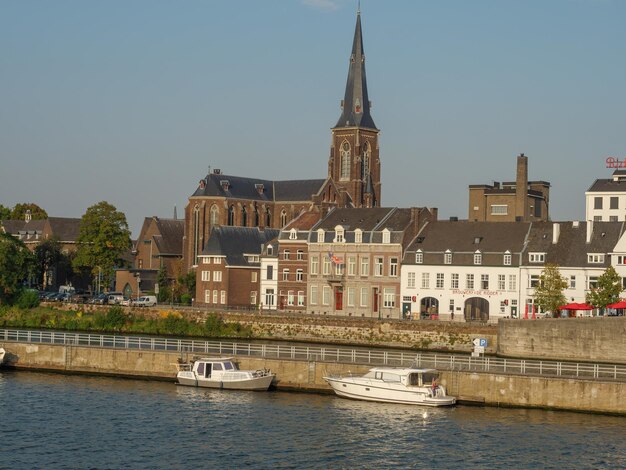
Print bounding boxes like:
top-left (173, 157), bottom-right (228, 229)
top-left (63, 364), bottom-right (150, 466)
top-left (558, 302), bottom-right (594, 310)
top-left (607, 300), bottom-right (626, 309)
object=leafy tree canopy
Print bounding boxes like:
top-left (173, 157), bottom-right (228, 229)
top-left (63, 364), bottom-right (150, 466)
top-left (0, 204), bottom-right (11, 220)
top-left (34, 237), bottom-right (64, 289)
top-left (586, 265), bottom-right (622, 309)
top-left (73, 201), bottom-right (132, 282)
top-left (534, 264), bottom-right (568, 315)
top-left (0, 232), bottom-right (35, 304)
top-left (10, 203), bottom-right (48, 220)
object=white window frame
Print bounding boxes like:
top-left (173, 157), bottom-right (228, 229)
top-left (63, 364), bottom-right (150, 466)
top-left (407, 272), bottom-right (416, 289)
top-left (415, 251), bottom-right (423, 264)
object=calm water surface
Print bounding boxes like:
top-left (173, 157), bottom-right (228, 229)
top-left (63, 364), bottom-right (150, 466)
top-left (1, 370), bottom-right (625, 469)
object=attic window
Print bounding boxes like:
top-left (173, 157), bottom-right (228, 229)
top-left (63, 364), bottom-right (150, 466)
top-left (220, 180), bottom-right (230, 190)
top-left (382, 229), bottom-right (390, 244)
top-left (473, 237), bottom-right (483, 244)
top-left (317, 229), bottom-right (325, 243)
top-left (415, 250), bottom-right (423, 264)
top-left (334, 226), bottom-right (345, 243)
top-left (416, 237), bottom-right (425, 244)
top-left (267, 245), bottom-right (273, 255)
top-left (474, 251), bottom-right (482, 265)
top-left (529, 253), bottom-right (545, 263)
top-left (587, 254), bottom-right (605, 264)
top-left (354, 229), bottom-right (362, 244)
top-left (255, 183), bottom-right (264, 194)
top-left (289, 229), bottom-right (297, 240)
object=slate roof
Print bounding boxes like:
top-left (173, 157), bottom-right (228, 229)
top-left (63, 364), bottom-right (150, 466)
top-left (334, 11), bottom-right (377, 130)
top-left (587, 178), bottom-right (626, 192)
top-left (46, 217), bottom-right (81, 242)
top-left (201, 227), bottom-right (280, 266)
top-left (313, 207), bottom-right (394, 231)
top-left (151, 218), bottom-right (184, 255)
top-left (191, 172), bottom-right (325, 202)
top-left (526, 221), bottom-right (624, 268)
top-left (1, 219), bottom-right (45, 236)
top-left (407, 221), bottom-right (532, 254)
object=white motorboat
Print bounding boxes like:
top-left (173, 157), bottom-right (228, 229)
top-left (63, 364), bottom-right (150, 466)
top-left (175, 357), bottom-right (275, 391)
top-left (0, 347), bottom-right (5, 366)
top-left (324, 367), bottom-right (456, 406)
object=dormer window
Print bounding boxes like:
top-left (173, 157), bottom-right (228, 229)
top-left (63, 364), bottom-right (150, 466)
top-left (415, 250), bottom-right (423, 264)
top-left (334, 225), bottom-right (345, 243)
top-left (289, 228), bottom-right (297, 240)
top-left (382, 229), bottom-right (390, 244)
top-left (317, 229), bottom-right (325, 243)
top-left (474, 251), bottom-right (482, 265)
top-left (220, 180), bottom-right (230, 191)
top-left (504, 251), bottom-right (512, 266)
top-left (587, 253), bottom-right (605, 264)
top-left (267, 245), bottom-right (274, 255)
top-left (444, 250), bottom-right (452, 265)
top-left (473, 237), bottom-right (483, 245)
top-left (529, 253), bottom-right (545, 263)
top-left (255, 183), bottom-right (264, 195)
top-left (354, 229), bottom-right (362, 244)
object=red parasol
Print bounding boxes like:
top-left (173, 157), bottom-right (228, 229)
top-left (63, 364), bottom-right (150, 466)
top-left (607, 300), bottom-right (626, 309)
top-left (558, 302), bottom-right (594, 310)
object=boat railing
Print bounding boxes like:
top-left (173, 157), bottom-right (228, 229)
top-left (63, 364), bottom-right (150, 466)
top-left (2, 328), bottom-right (626, 382)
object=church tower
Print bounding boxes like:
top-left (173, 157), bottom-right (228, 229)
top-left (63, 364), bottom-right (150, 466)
top-left (328, 9), bottom-right (381, 208)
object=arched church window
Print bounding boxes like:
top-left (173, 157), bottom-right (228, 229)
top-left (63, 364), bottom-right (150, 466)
top-left (193, 205), bottom-right (200, 265)
top-left (280, 209), bottom-right (288, 228)
top-left (241, 205), bottom-right (247, 227)
top-left (266, 209), bottom-right (271, 227)
top-left (362, 142), bottom-right (370, 180)
top-left (210, 205), bottom-right (219, 226)
top-left (340, 141), bottom-right (350, 180)
top-left (228, 205), bottom-right (235, 226)
top-left (254, 205), bottom-right (259, 226)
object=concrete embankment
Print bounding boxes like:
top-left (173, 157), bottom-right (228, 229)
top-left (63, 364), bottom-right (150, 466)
top-left (3, 341), bottom-right (625, 415)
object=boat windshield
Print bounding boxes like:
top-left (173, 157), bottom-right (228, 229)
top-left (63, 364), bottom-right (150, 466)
top-left (223, 362), bottom-right (235, 370)
top-left (422, 372), bottom-right (438, 384)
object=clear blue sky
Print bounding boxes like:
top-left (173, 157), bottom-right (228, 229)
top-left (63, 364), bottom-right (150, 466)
top-left (2, 0), bottom-right (625, 236)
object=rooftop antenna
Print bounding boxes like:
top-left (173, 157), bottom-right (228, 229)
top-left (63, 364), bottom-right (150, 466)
top-left (174, 205), bottom-right (177, 220)
top-left (357, 0), bottom-right (360, 14)
top-left (208, 165), bottom-right (211, 176)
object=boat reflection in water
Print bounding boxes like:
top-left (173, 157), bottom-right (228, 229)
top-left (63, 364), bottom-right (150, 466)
top-left (325, 367), bottom-right (456, 406)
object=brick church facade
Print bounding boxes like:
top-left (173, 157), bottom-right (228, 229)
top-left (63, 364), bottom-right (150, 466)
top-left (183, 11), bottom-right (381, 270)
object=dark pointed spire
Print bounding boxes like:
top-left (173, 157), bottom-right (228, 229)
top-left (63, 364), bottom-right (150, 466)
top-left (335, 10), bottom-right (376, 130)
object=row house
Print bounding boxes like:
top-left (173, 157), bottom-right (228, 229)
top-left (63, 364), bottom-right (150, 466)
top-left (402, 221), bottom-right (531, 322)
top-left (402, 219), bottom-right (626, 323)
top-left (259, 238), bottom-right (279, 310)
top-left (276, 212), bottom-right (321, 312)
top-left (520, 221), bottom-right (625, 316)
top-left (195, 227), bottom-right (279, 309)
top-left (307, 207), bottom-right (434, 319)
top-left (586, 170), bottom-right (626, 222)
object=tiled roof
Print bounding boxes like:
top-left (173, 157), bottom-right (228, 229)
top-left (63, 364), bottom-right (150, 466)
top-left (313, 207), bottom-right (394, 231)
top-left (202, 227), bottom-right (280, 266)
top-left (191, 173), bottom-right (325, 202)
top-left (152, 218), bottom-right (184, 255)
top-left (587, 178), bottom-right (626, 193)
top-left (407, 221), bottom-right (532, 253)
top-left (46, 217), bottom-right (81, 242)
top-left (526, 221), bottom-right (624, 268)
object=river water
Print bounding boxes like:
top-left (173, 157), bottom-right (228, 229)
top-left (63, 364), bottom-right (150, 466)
top-left (1, 371), bottom-right (624, 469)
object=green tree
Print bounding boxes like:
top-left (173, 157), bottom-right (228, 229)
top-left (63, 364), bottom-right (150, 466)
top-left (0, 232), bottom-right (35, 304)
top-left (586, 265), bottom-right (622, 311)
top-left (156, 265), bottom-right (170, 302)
top-left (0, 204), bottom-right (11, 220)
top-left (533, 264), bottom-right (568, 317)
top-left (10, 203), bottom-right (48, 220)
top-left (34, 237), bottom-right (63, 290)
top-left (73, 201), bottom-right (132, 288)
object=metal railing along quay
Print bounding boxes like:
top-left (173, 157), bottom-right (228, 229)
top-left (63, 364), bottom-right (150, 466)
top-left (2, 328), bottom-right (626, 382)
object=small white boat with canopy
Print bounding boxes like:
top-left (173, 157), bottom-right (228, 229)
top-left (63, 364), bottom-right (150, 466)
top-left (175, 357), bottom-right (274, 391)
top-left (324, 367), bottom-right (456, 406)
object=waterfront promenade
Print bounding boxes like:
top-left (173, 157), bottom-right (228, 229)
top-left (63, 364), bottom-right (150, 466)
top-left (2, 328), bottom-right (626, 415)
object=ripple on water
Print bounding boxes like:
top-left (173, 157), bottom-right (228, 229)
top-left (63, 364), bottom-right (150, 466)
top-left (0, 371), bottom-right (625, 469)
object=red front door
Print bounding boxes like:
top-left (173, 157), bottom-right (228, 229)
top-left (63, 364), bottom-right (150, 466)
top-left (335, 289), bottom-right (343, 310)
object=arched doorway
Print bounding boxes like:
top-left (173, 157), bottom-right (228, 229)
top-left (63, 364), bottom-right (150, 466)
top-left (464, 297), bottom-right (489, 322)
top-left (420, 297), bottom-right (439, 319)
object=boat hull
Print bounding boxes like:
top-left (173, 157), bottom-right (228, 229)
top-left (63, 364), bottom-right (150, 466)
top-left (177, 372), bottom-right (275, 391)
top-left (325, 377), bottom-right (456, 407)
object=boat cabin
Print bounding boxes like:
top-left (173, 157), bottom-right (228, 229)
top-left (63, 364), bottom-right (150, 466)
top-left (192, 358), bottom-right (238, 379)
top-left (364, 368), bottom-right (439, 387)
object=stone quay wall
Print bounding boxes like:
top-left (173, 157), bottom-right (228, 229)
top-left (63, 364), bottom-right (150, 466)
top-left (497, 317), bottom-right (626, 364)
top-left (3, 341), bottom-right (626, 415)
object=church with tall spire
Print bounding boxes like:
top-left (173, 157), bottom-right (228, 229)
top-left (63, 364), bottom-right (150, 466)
top-left (182, 10), bottom-right (382, 270)
top-left (328, 9), bottom-right (381, 208)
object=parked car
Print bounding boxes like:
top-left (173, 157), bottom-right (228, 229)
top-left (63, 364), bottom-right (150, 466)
top-left (131, 296), bottom-right (157, 307)
top-left (90, 293), bottom-right (108, 305)
top-left (120, 298), bottom-right (132, 307)
top-left (107, 292), bottom-right (124, 305)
